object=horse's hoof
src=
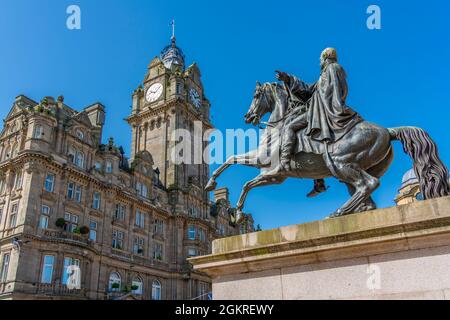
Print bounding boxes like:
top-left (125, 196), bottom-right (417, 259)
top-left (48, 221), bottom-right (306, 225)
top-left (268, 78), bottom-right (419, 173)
top-left (328, 210), bottom-right (343, 219)
top-left (205, 180), bottom-right (217, 192)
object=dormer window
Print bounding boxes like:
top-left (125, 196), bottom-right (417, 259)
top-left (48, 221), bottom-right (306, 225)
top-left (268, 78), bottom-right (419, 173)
top-left (105, 161), bottom-right (113, 174)
top-left (33, 125), bottom-right (43, 139)
top-left (74, 151), bottom-right (85, 168)
top-left (76, 129), bottom-right (84, 140)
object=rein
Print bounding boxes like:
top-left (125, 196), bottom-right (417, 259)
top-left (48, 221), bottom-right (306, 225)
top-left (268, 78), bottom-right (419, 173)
top-left (258, 87), bottom-right (295, 128)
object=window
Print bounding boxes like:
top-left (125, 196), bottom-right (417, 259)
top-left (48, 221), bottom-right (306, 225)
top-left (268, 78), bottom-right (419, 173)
top-left (188, 248), bottom-right (198, 257)
top-left (39, 205), bottom-right (51, 229)
top-left (152, 280), bottom-right (162, 300)
top-left (136, 182), bottom-right (148, 198)
top-left (10, 144), bottom-right (18, 158)
top-left (62, 257), bottom-right (80, 286)
top-left (109, 272), bottom-right (121, 292)
top-left (112, 230), bottom-right (124, 250)
top-left (133, 237), bottom-right (145, 255)
top-left (74, 151), bottom-right (84, 168)
top-left (92, 192), bottom-right (101, 210)
top-left (3, 146), bottom-right (11, 161)
top-left (105, 161), bottom-right (113, 173)
top-left (75, 185), bottom-right (82, 203)
top-left (135, 210), bottom-right (145, 228)
top-left (152, 242), bottom-right (163, 260)
top-left (67, 182), bottom-right (74, 199)
top-left (218, 224), bottom-right (225, 236)
top-left (75, 129), bottom-right (84, 140)
top-left (154, 219), bottom-right (164, 234)
top-left (189, 207), bottom-right (199, 217)
top-left (0, 207), bottom-right (3, 225)
top-left (64, 213), bottom-right (79, 232)
top-left (44, 173), bottom-right (55, 192)
top-left (94, 162), bottom-right (102, 171)
top-left (14, 171), bottom-right (23, 189)
top-left (9, 203), bottom-right (18, 228)
top-left (132, 278), bottom-right (143, 295)
top-left (0, 253), bottom-right (11, 283)
top-left (33, 125), bottom-right (43, 139)
top-left (0, 178), bottom-right (5, 194)
top-left (188, 225), bottom-right (196, 240)
top-left (114, 204), bottom-right (126, 221)
top-left (198, 282), bottom-right (210, 300)
top-left (89, 220), bottom-right (98, 242)
top-left (198, 228), bottom-right (206, 242)
top-left (41, 255), bottom-right (54, 284)
top-left (176, 82), bottom-right (182, 94)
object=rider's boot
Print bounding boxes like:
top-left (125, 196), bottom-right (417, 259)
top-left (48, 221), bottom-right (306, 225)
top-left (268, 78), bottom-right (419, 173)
top-left (306, 179), bottom-right (328, 198)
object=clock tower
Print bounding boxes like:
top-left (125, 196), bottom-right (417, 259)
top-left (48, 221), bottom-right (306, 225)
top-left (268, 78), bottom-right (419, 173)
top-left (127, 34), bottom-right (212, 210)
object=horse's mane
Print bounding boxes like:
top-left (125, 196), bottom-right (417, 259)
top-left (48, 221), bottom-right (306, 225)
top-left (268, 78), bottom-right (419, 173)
top-left (262, 82), bottom-right (288, 125)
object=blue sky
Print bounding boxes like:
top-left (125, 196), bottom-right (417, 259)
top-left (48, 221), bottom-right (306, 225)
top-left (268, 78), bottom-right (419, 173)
top-left (1, 0), bottom-right (449, 230)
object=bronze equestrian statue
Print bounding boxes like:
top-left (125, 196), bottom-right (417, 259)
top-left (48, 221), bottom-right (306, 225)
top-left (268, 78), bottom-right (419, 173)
top-left (205, 48), bottom-right (449, 223)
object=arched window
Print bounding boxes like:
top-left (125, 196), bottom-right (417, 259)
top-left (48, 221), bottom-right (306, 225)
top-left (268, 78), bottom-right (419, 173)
top-left (152, 280), bottom-right (162, 300)
top-left (132, 277), bottom-right (143, 295)
top-left (109, 272), bottom-right (121, 292)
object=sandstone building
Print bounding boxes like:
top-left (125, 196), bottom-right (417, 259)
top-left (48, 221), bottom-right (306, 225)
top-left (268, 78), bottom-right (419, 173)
top-left (0, 36), bottom-right (254, 300)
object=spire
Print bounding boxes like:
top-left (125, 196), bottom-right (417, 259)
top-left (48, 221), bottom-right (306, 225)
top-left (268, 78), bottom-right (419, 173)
top-left (160, 19), bottom-right (185, 70)
top-left (170, 19), bottom-right (176, 45)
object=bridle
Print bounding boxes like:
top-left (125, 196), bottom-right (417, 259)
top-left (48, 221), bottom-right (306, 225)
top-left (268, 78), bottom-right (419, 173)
top-left (254, 85), bottom-right (294, 128)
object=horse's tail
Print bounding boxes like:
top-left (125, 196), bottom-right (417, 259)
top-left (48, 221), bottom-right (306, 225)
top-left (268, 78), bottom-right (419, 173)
top-left (388, 126), bottom-right (449, 199)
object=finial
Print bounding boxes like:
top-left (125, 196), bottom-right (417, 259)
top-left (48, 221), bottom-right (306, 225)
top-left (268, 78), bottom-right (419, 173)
top-left (170, 19), bottom-right (176, 46)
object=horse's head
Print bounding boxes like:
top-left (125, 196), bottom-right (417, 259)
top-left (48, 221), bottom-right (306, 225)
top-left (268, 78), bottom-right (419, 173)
top-left (245, 81), bottom-right (287, 127)
top-left (245, 82), bottom-right (273, 126)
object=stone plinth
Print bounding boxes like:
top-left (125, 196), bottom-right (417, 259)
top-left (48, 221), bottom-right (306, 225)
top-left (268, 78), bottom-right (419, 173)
top-left (190, 196), bottom-right (450, 300)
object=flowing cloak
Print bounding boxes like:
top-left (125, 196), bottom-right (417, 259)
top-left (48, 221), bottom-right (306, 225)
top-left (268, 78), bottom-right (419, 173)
top-left (286, 62), bottom-right (363, 145)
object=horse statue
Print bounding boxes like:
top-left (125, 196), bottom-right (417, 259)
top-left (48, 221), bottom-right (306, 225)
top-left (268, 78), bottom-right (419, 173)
top-left (205, 81), bottom-right (449, 223)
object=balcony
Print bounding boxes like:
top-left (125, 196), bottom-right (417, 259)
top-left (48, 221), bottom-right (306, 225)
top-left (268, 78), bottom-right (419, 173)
top-left (39, 229), bottom-right (94, 248)
top-left (35, 283), bottom-right (87, 298)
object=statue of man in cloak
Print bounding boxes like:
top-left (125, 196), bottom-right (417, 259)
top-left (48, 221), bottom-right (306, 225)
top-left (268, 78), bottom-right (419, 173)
top-left (275, 48), bottom-right (363, 174)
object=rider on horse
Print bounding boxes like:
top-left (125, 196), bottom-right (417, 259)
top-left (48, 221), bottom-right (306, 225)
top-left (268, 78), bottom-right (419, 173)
top-left (274, 48), bottom-right (363, 196)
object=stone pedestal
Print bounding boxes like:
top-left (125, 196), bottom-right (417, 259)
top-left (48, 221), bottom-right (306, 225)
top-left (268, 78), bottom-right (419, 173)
top-left (190, 196), bottom-right (450, 300)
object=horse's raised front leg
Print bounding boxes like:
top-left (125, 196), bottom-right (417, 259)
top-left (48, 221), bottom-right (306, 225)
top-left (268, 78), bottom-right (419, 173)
top-left (205, 150), bottom-right (259, 192)
top-left (235, 174), bottom-right (286, 223)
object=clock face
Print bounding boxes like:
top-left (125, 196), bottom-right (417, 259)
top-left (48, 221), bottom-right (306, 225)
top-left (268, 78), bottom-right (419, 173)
top-left (189, 88), bottom-right (201, 108)
top-left (146, 83), bottom-right (163, 103)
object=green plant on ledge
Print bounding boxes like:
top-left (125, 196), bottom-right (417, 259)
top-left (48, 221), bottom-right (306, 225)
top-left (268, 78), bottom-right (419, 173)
top-left (55, 218), bottom-right (67, 229)
top-left (111, 283), bottom-right (120, 290)
top-left (131, 285), bottom-right (139, 291)
top-left (79, 226), bottom-right (90, 235)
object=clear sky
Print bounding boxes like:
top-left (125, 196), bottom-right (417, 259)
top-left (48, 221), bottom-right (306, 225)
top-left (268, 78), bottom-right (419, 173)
top-left (1, 0), bottom-right (449, 230)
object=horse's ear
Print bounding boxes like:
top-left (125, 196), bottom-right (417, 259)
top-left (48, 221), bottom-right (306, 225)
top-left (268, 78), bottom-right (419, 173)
top-left (256, 81), bottom-right (261, 88)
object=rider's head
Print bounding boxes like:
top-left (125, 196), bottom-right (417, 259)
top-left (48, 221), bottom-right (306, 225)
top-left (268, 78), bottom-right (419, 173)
top-left (320, 48), bottom-right (338, 69)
